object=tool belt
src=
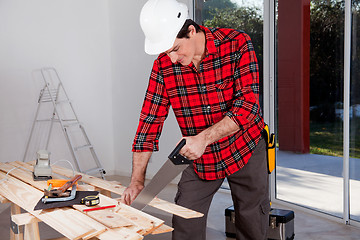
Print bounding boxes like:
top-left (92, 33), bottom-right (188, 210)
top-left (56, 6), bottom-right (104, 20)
top-left (262, 124), bottom-right (276, 174)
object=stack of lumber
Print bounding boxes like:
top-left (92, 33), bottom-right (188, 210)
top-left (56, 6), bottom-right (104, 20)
top-left (0, 161), bottom-right (203, 240)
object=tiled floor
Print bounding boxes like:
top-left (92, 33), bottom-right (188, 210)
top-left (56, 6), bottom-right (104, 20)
top-left (0, 174), bottom-right (360, 239)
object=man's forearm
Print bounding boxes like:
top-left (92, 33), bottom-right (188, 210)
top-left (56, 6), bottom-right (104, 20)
top-left (120, 151), bottom-right (152, 205)
top-left (199, 116), bottom-right (240, 146)
top-left (130, 151), bottom-right (153, 186)
top-left (179, 116), bottom-right (240, 160)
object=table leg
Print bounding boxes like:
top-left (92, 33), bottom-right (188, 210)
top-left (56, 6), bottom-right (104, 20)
top-left (24, 222), bottom-right (40, 240)
top-left (10, 203), bottom-right (23, 240)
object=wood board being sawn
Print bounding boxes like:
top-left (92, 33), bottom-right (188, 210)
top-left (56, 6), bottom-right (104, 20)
top-left (0, 161), bottom-right (167, 239)
top-left (17, 160), bottom-right (203, 219)
top-left (0, 161), bottom-right (203, 239)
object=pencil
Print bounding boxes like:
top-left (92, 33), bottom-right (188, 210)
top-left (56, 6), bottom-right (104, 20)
top-left (83, 205), bottom-right (116, 212)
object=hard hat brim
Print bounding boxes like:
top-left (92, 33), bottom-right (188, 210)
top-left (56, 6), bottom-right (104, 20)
top-left (144, 31), bottom-right (178, 55)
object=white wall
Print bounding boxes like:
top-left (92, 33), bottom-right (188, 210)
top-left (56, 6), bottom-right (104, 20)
top-left (0, 0), bottom-right (194, 180)
top-left (109, 0), bottom-right (193, 180)
top-left (0, 0), bottom-right (114, 173)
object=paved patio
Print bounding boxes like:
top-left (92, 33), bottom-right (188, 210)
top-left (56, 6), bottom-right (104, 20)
top-left (276, 150), bottom-right (360, 222)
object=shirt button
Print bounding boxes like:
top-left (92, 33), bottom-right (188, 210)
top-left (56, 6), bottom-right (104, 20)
top-left (207, 106), bottom-right (211, 110)
top-left (202, 86), bottom-right (206, 91)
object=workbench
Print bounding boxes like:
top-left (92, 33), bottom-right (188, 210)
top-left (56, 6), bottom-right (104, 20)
top-left (0, 161), bottom-right (203, 240)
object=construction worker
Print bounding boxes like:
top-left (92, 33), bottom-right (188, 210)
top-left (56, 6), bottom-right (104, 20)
top-left (121, 0), bottom-right (269, 239)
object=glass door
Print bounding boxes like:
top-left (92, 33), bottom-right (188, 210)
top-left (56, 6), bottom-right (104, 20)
top-left (350, 0), bottom-right (360, 222)
top-left (274, 0), bottom-right (344, 218)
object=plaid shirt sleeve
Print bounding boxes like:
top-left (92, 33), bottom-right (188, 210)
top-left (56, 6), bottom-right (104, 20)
top-left (225, 33), bottom-right (260, 132)
top-left (132, 60), bottom-right (170, 152)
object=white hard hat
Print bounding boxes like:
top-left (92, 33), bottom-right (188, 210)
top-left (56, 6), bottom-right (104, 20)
top-left (140, 0), bottom-right (188, 55)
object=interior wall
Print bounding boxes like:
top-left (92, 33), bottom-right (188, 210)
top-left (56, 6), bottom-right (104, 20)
top-left (0, 0), bottom-right (194, 180)
top-left (0, 0), bottom-right (114, 173)
top-left (109, 0), bottom-right (193, 179)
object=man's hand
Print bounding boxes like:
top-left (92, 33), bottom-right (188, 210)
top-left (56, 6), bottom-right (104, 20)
top-left (120, 182), bottom-right (144, 205)
top-left (179, 134), bottom-right (207, 160)
top-left (179, 116), bottom-right (240, 160)
top-left (120, 151), bottom-right (152, 205)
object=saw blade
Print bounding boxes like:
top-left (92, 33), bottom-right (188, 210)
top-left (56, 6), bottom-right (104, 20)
top-left (131, 139), bottom-right (191, 210)
top-left (131, 158), bottom-right (190, 210)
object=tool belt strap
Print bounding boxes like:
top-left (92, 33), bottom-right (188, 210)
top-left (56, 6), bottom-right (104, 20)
top-left (262, 124), bottom-right (276, 174)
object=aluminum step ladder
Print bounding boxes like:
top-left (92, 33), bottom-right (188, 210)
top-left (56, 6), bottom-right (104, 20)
top-left (23, 67), bottom-right (106, 179)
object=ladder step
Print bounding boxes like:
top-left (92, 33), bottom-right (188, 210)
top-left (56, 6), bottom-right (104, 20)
top-left (36, 119), bottom-right (60, 122)
top-left (63, 122), bottom-right (81, 128)
top-left (61, 119), bottom-right (78, 122)
top-left (35, 119), bottom-right (77, 123)
top-left (39, 99), bottom-right (69, 104)
top-left (74, 144), bottom-right (92, 151)
top-left (39, 99), bottom-right (54, 103)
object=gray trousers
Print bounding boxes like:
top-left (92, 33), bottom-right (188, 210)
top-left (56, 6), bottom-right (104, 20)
top-left (172, 138), bottom-right (269, 240)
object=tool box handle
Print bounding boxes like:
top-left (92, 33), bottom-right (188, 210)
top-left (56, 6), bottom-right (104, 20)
top-left (168, 139), bottom-right (192, 165)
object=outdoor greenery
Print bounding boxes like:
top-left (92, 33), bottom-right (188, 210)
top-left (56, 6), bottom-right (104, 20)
top-left (198, 0), bottom-right (360, 158)
top-left (201, 1), bottom-right (264, 106)
top-left (310, 119), bottom-right (360, 158)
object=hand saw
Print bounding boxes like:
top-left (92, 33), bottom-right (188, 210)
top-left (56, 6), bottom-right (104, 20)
top-left (131, 139), bottom-right (192, 210)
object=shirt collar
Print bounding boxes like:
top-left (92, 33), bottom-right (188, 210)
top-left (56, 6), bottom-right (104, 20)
top-left (200, 25), bottom-right (218, 56)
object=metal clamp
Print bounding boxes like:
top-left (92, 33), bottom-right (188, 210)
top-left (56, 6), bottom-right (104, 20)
top-left (270, 216), bottom-right (277, 229)
top-left (10, 219), bottom-right (22, 234)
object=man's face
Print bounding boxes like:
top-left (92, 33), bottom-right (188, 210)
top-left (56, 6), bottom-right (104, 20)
top-left (165, 32), bottom-right (197, 66)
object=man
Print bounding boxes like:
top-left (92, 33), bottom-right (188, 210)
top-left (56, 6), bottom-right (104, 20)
top-left (121, 0), bottom-right (269, 239)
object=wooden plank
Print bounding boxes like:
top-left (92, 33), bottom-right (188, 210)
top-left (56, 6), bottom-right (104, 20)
top-left (114, 204), bottom-right (159, 235)
top-left (0, 162), bottom-right (48, 190)
top-left (98, 194), bottom-right (165, 235)
top-left (16, 161), bottom-right (126, 195)
top-left (97, 228), bottom-right (143, 240)
top-left (0, 171), bottom-right (106, 240)
top-left (150, 224), bottom-right (173, 235)
top-left (0, 193), bottom-right (10, 203)
top-left (24, 221), bottom-right (40, 240)
top-left (5, 161), bottom-right (93, 192)
top-left (85, 209), bottom-right (133, 228)
top-left (3, 161), bottom-right (166, 237)
top-left (73, 193), bottom-right (164, 234)
top-left (11, 213), bottom-right (161, 240)
top-left (12, 212), bottom-right (41, 226)
top-left (148, 197), bottom-right (204, 219)
top-left (19, 161), bottom-right (203, 219)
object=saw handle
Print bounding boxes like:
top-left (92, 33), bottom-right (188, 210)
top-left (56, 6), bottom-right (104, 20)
top-left (58, 174), bottom-right (82, 193)
top-left (169, 139), bottom-right (186, 158)
top-left (168, 139), bottom-right (192, 165)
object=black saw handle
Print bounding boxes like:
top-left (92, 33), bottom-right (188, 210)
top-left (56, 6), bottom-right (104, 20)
top-left (168, 139), bottom-right (192, 165)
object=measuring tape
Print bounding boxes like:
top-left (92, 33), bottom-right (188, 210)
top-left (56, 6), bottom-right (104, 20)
top-left (81, 195), bottom-right (100, 207)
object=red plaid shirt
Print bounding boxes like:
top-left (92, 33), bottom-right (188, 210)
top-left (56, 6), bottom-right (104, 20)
top-left (133, 26), bottom-right (264, 180)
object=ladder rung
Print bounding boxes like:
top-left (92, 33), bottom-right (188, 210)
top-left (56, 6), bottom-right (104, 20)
top-left (39, 98), bottom-right (54, 103)
top-left (84, 167), bottom-right (106, 175)
top-left (61, 119), bottom-right (77, 122)
top-left (74, 144), bottom-right (92, 151)
top-left (40, 91), bottom-right (58, 99)
top-left (35, 119), bottom-right (77, 123)
top-left (36, 119), bottom-right (60, 122)
top-left (63, 122), bottom-right (80, 128)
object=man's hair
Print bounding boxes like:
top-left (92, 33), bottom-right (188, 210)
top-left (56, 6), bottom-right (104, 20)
top-left (176, 19), bottom-right (202, 39)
